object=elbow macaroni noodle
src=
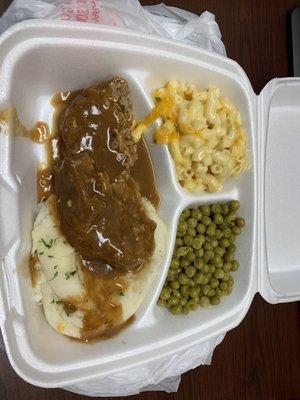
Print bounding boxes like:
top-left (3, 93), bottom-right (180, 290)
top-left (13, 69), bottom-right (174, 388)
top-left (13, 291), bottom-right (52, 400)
top-left (133, 81), bottom-right (251, 193)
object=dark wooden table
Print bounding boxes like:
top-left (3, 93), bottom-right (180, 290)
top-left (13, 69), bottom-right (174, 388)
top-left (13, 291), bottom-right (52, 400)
top-left (0, 0), bottom-right (299, 399)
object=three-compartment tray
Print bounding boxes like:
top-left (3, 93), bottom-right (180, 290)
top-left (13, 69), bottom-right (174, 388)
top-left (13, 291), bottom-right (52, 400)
top-left (0, 20), bottom-right (299, 388)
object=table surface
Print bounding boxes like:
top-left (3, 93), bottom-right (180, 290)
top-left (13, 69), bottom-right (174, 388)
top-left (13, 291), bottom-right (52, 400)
top-left (0, 0), bottom-right (299, 399)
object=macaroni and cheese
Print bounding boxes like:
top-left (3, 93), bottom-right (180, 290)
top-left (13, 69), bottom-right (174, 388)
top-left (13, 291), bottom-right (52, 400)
top-left (133, 81), bottom-right (251, 193)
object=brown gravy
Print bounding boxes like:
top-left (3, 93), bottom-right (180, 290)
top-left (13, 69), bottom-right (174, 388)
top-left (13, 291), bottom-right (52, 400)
top-left (35, 77), bottom-right (159, 342)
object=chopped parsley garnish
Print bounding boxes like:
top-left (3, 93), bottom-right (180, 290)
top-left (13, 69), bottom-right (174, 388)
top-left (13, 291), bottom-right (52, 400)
top-left (54, 265), bottom-right (58, 269)
top-left (49, 271), bottom-right (58, 281)
top-left (50, 298), bottom-right (62, 305)
top-left (155, 96), bottom-right (162, 103)
top-left (65, 271), bottom-right (76, 280)
top-left (40, 238), bottom-right (54, 249)
top-left (39, 252), bottom-right (44, 256)
top-left (120, 292), bottom-right (125, 296)
top-left (48, 255), bottom-right (54, 258)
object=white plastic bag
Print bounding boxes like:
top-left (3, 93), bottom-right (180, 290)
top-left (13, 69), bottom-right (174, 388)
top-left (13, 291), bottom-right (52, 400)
top-left (0, 0), bottom-right (226, 396)
top-left (0, 0), bottom-right (226, 56)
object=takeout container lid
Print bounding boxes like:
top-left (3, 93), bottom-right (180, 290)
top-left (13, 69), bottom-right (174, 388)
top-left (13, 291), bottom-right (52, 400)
top-left (0, 20), bottom-right (299, 388)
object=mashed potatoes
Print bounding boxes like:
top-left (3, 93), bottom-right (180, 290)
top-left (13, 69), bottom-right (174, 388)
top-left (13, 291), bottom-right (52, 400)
top-left (31, 196), bottom-right (167, 339)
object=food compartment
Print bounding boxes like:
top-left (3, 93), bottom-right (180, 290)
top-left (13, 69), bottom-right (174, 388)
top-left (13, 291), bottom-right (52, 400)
top-left (0, 23), bottom-right (257, 386)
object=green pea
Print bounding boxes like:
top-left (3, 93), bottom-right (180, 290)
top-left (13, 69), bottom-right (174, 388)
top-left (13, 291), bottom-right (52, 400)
top-left (222, 204), bottom-right (229, 215)
top-left (214, 269), bottom-right (225, 279)
top-left (222, 287), bottom-right (233, 296)
top-left (182, 305), bottom-right (190, 314)
top-left (214, 246), bottom-right (225, 256)
top-left (202, 274), bottom-right (210, 285)
top-left (199, 296), bottom-right (210, 308)
top-left (209, 238), bottom-right (218, 248)
top-left (192, 237), bottom-right (203, 250)
top-left (200, 205), bottom-right (210, 216)
top-left (160, 287), bottom-right (171, 300)
top-left (180, 298), bottom-right (188, 307)
top-left (228, 234), bottom-right (236, 243)
top-left (202, 284), bottom-right (210, 296)
top-left (178, 273), bottom-right (189, 285)
top-left (175, 238), bottom-right (183, 247)
top-left (223, 215), bottom-right (232, 225)
top-left (222, 227), bottom-right (231, 238)
top-left (203, 242), bottom-right (213, 251)
top-left (168, 295), bottom-right (179, 306)
top-left (194, 272), bottom-right (205, 284)
top-left (157, 298), bottom-right (166, 307)
top-left (189, 278), bottom-right (196, 287)
top-left (223, 262), bottom-right (232, 272)
top-left (202, 264), bottom-right (210, 274)
top-left (196, 223), bottom-right (206, 234)
top-left (219, 281), bottom-right (228, 290)
top-left (209, 264), bottom-right (216, 273)
top-left (177, 246), bottom-right (189, 257)
top-left (167, 270), bottom-right (178, 281)
top-left (188, 218), bottom-right (198, 229)
top-left (212, 255), bottom-right (222, 267)
top-left (195, 248), bottom-right (204, 258)
top-left (208, 288), bottom-right (216, 297)
top-left (170, 304), bottom-right (182, 315)
top-left (215, 229), bottom-right (223, 240)
top-left (177, 231), bottom-right (184, 237)
top-left (180, 285), bottom-right (189, 296)
top-left (178, 221), bottom-right (188, 232)
top-left (228, 276), bottom-right (234, 287)
top-left (222, 270), bottom-right (230, 282)
top-left (194, 258), bottom-right (205, 270)
top-left (183, 235), bottom-right (193, 246)
top-left (215, 287), bottom-right (222, 297)
top-left (187, 228), bottom-right (196, 237)
top-left (210, 295), bottom-right (220, 305)
top-left (190, 286), bottom-right (200, 298)
top-left (228, 244), bottom-right (236, 253)
top-left (220, 238), bottom-right (230, 248)
top-left (230, 200), bottom-right (240, 211)
top-left (185, 266), bottom-right (196, 278)
top-left (171, 281), bottom-right (180, 290)
top-left (235, 217), bottom-right (245, 228)
top-left (180, 259), bottom-right (190, 268)
top-left (186, 252), bottom-right (196, 262)
top-left (172, 289), bottom-right (181, 299)
top-left (213, 213), bottom-right (223, 225)
top-left (206, 224), bottom-right (216, 236)
top-left (179, 214), bottom-right (186, 223)
top-left (209, 277), bottom-right (219, 288)
top-left (210, 204), bottom-right (222, 214)
top-left (182, 209), bottom-right (191, 218)
top-left (232, 226), bottom-right (241, 236)
top-left (170, 259), bottom-right (180, 269)
top-left (224, 252), bottom-right (234, 262)
top-left (187, 300), bottom-right (198, 311)
top-left (204, 250), bottom-right (214, 261)
top-left (202, 216), bottom-right (212, 226)
top-left (231, 260), bottom-right (240, 271)
top-left (191, 209), bottom-right (203, 220)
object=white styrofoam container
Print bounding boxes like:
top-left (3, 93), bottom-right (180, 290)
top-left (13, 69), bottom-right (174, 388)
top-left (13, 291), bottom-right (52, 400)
top-left (0, 20), bottom-right (299, 388)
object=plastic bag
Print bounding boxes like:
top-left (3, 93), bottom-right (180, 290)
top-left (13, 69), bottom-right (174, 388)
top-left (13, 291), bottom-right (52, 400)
top-left (0, 0), bottom-right (226, 396)
top-left (0, 0), bottom-right (226, 56)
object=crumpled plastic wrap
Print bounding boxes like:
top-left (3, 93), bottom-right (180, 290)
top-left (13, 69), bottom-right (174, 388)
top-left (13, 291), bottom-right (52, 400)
top-left (0, 0), bottom-right (226, 396)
